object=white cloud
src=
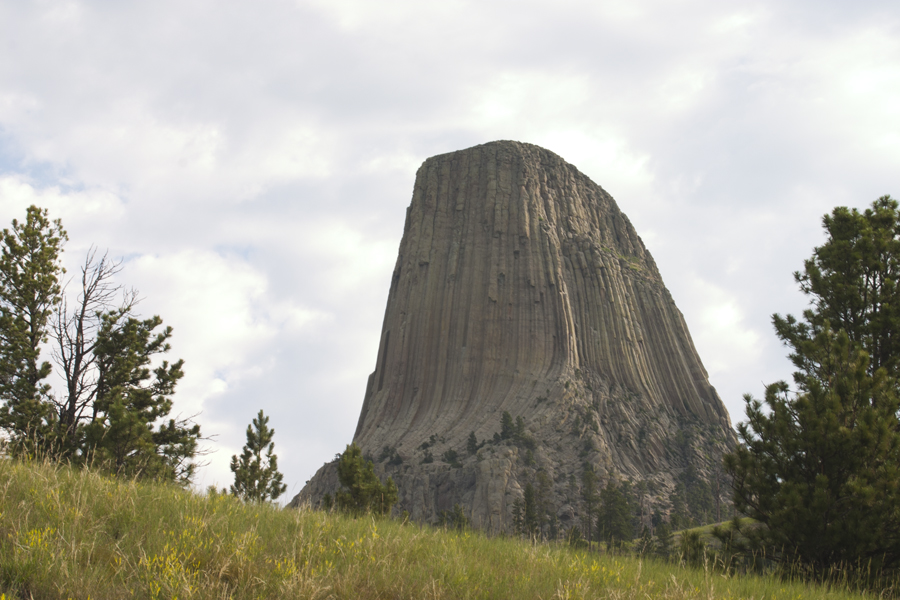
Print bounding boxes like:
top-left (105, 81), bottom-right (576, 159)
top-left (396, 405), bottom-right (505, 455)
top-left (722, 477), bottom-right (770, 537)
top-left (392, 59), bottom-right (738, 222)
top-left (0, 176), bottom-right (126, 248)
top-left (684, 276), bottom-right (763, 377)
top-left (123, 250), bottom-right (314, 413)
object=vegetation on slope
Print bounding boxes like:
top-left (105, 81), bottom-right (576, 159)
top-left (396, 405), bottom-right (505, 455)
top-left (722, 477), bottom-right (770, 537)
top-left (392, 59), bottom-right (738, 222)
top-left (0, 459), bottom-right (877, 600)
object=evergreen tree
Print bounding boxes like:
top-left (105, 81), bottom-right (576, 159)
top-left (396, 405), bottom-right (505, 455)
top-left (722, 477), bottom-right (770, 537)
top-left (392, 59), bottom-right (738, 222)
top-left (437, 503), bottom-right (469, 530)
top-left (726, 197), bottom-right (900, 575)
top-left (581, 466), bottom-right (599, 548)
top-left (500, 411), bottom-right (515, 440)
top-left (679, 530), bottom-right (707, 567)
top-left (230, 410), bottom-right (287, 502)
top-left (775, 196), bottom-right (900, 381)
top-left (655, 522), bottom-right (673, 559)
top-left (522, 482), bottom-right (538, 536)
top-left (535, 469), bottom-right (554, 539)
top-left (82, 312), bottom-right (199, 483)
top-left (335, 442), bottom-right (398, 516)
top-left (597, 478), bottom-right (635, 550)
top-left (0, 207), bottom-right (199, 481)
top-left (467, 431), bottom-right (478, 455)
top-left (0, 206), bottom-right (67, 454)
top-left (728, 328), bottom-right (900, 572)
top-left (511, 497), bottom-right (524, 532)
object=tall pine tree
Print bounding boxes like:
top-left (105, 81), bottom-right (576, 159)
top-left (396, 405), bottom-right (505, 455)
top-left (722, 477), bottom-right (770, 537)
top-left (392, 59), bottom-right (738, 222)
top-left (581, 466), bottom-right (599, 549)
top-left (775, 196), bottom-right (900, 382)
top-left (726, 196), bottom-right (900, 576)
top-left (0, 206), bottom-right (66, 454)
top-left (597, 478), bottom-right (635, 551)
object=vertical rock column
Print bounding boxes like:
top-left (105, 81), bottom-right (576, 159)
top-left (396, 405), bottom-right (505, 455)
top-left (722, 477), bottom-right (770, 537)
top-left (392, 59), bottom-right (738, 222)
top-left (294, 140), bottom-right (734, 526)
top-left (353, 140), bottom-right (729, 454)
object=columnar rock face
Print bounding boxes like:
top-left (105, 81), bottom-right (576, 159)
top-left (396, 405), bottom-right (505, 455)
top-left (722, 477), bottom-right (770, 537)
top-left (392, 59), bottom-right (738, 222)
top-left (293, 141), bottom-right (735, 530)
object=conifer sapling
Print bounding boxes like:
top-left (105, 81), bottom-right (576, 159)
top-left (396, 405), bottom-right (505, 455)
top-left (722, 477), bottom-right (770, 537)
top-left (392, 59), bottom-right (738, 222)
top-left (230, 410), bottom-right (287, 502)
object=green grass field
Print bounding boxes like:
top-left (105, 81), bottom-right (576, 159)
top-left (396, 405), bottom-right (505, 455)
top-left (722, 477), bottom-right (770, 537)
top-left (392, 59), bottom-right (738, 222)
top-left (0, 458), bottom-right (878, 599)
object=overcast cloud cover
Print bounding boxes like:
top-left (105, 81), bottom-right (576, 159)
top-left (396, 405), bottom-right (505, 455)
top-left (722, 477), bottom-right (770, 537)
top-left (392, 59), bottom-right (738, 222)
top-left (1, 0), bottom-right (898, 496)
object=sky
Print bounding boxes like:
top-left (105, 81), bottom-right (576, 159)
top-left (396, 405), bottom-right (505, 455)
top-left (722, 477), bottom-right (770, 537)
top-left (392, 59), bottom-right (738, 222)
top-left (0, 0), bottom-right (898, 498)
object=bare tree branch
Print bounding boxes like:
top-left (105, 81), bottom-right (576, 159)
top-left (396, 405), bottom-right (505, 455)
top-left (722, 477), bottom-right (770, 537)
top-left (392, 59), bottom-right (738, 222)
top-left (51, 247), bottom-right (137, 448)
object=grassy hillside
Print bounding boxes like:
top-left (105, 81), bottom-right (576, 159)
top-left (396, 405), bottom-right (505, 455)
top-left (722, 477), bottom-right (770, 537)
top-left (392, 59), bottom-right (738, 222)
top-left (0, 459), bottom-right (875, 599)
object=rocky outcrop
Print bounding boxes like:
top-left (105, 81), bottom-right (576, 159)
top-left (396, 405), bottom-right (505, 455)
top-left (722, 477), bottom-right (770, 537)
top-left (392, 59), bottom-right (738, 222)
top-left (292, 141), bottom-right (735, 531)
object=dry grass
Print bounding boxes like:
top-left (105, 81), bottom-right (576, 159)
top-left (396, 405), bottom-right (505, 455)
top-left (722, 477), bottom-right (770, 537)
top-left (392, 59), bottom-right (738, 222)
top-left (0, 459), bottom-right (878, 599)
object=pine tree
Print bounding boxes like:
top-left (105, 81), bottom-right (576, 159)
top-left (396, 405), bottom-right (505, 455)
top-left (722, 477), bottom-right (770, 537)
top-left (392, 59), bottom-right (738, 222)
top-left (581, 466), bottom-right (599, 549)
top-left (334, 442), bottom-right (398, 516)
top-left (0, 207), bottom-right (199, 480)
top-left (775, 196), bottom-right (900, 381)
top-left (726, 196), bottom-right (900, 576)
top-left (535, 469), bottom-right (554, 539)
top-left (0, 205), bottom-right (67, 454)
top-left (230, 410), bottom-right (287, 502)
top-left (467, 431), bottom-right (478, 455)
top-left (597, 478), bottom-right (635, 550)
top-left (500, 411), bottom-right (515, 440)
top-left (83, 312), bottom-right (198, 483)
top-left (655, 522), bottom-right (673, 559)
top-left (522, 482), bottom-right (538, 536)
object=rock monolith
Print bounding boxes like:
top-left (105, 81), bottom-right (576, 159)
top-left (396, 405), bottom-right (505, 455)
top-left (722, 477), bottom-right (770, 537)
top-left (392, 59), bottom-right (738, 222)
top-left (292, 141), bottom-right (735, 532)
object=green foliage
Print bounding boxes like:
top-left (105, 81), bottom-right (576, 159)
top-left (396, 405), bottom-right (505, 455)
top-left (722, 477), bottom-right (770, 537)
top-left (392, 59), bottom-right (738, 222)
top-left (0, 205), bottom-right (67, 454)
top-left (82, 312), bottom-right (198, 483)
top-left (441, 448), bottom-right (462, 468)
top-left (597, 479), bottom-right (635, 550)
top-left (230, 410), bottom-right (287, 503)
top-left (727, 197), bottom-right (900, 577)
top-left (500, 411), bottom-right (515, 439)
top-left (466, 431), bottom-right (478, 455)
top-left (436, 503), bottom-right (469, 530)
top-left (581, 466), bottom-right (599, 547)
top-left (636, 526), bottom-right (653, 556)
top-left (497, 410), bottom-right (536, 450)
top-left (566, 525), bottom-right (588, 549)
top-left (534, 470), bottom-right (555, 539)
top-left (513, 482), bottom-right (540, 537)
top-left (0, 207), bottom-right (200, 483)
top-left (678, 530), bottom-right (706, 567)
top-left (512, 470), bottom-right (557, 541)
top-left (711, 517), bottom-right (762, 574)
top-left (668, 465), bottom-right (717, 530)
top-left (654, 522), bottom-right (673, 559)
top-left (335, 443), bottom-right (398, 516)
top-left (378, 445), bottom-right (403, 466)
top-left (728, 329), bottom-right (900, 572)
top-left (775, 196), bottom-right (900, 380)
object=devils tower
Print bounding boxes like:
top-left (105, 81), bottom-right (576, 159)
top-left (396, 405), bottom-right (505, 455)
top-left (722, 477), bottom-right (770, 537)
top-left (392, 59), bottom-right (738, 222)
top-left (293, 141), bottom-right (735, 530)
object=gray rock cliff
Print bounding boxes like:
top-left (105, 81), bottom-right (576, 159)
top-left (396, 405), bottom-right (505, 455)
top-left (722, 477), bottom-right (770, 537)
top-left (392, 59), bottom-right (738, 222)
top-left (291, 141), bottom-right (736, 531)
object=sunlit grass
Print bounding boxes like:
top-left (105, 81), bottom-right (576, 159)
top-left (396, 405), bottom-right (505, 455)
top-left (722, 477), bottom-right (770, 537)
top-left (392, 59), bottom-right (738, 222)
top-left (0, 458), bottom-right (879, 599)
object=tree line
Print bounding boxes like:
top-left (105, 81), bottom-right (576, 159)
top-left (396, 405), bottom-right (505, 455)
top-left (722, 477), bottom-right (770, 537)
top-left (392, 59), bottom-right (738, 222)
top-left (0, 205), bottom-right (290, 505)
top-left (0, 206), bottom-right (200, 482)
